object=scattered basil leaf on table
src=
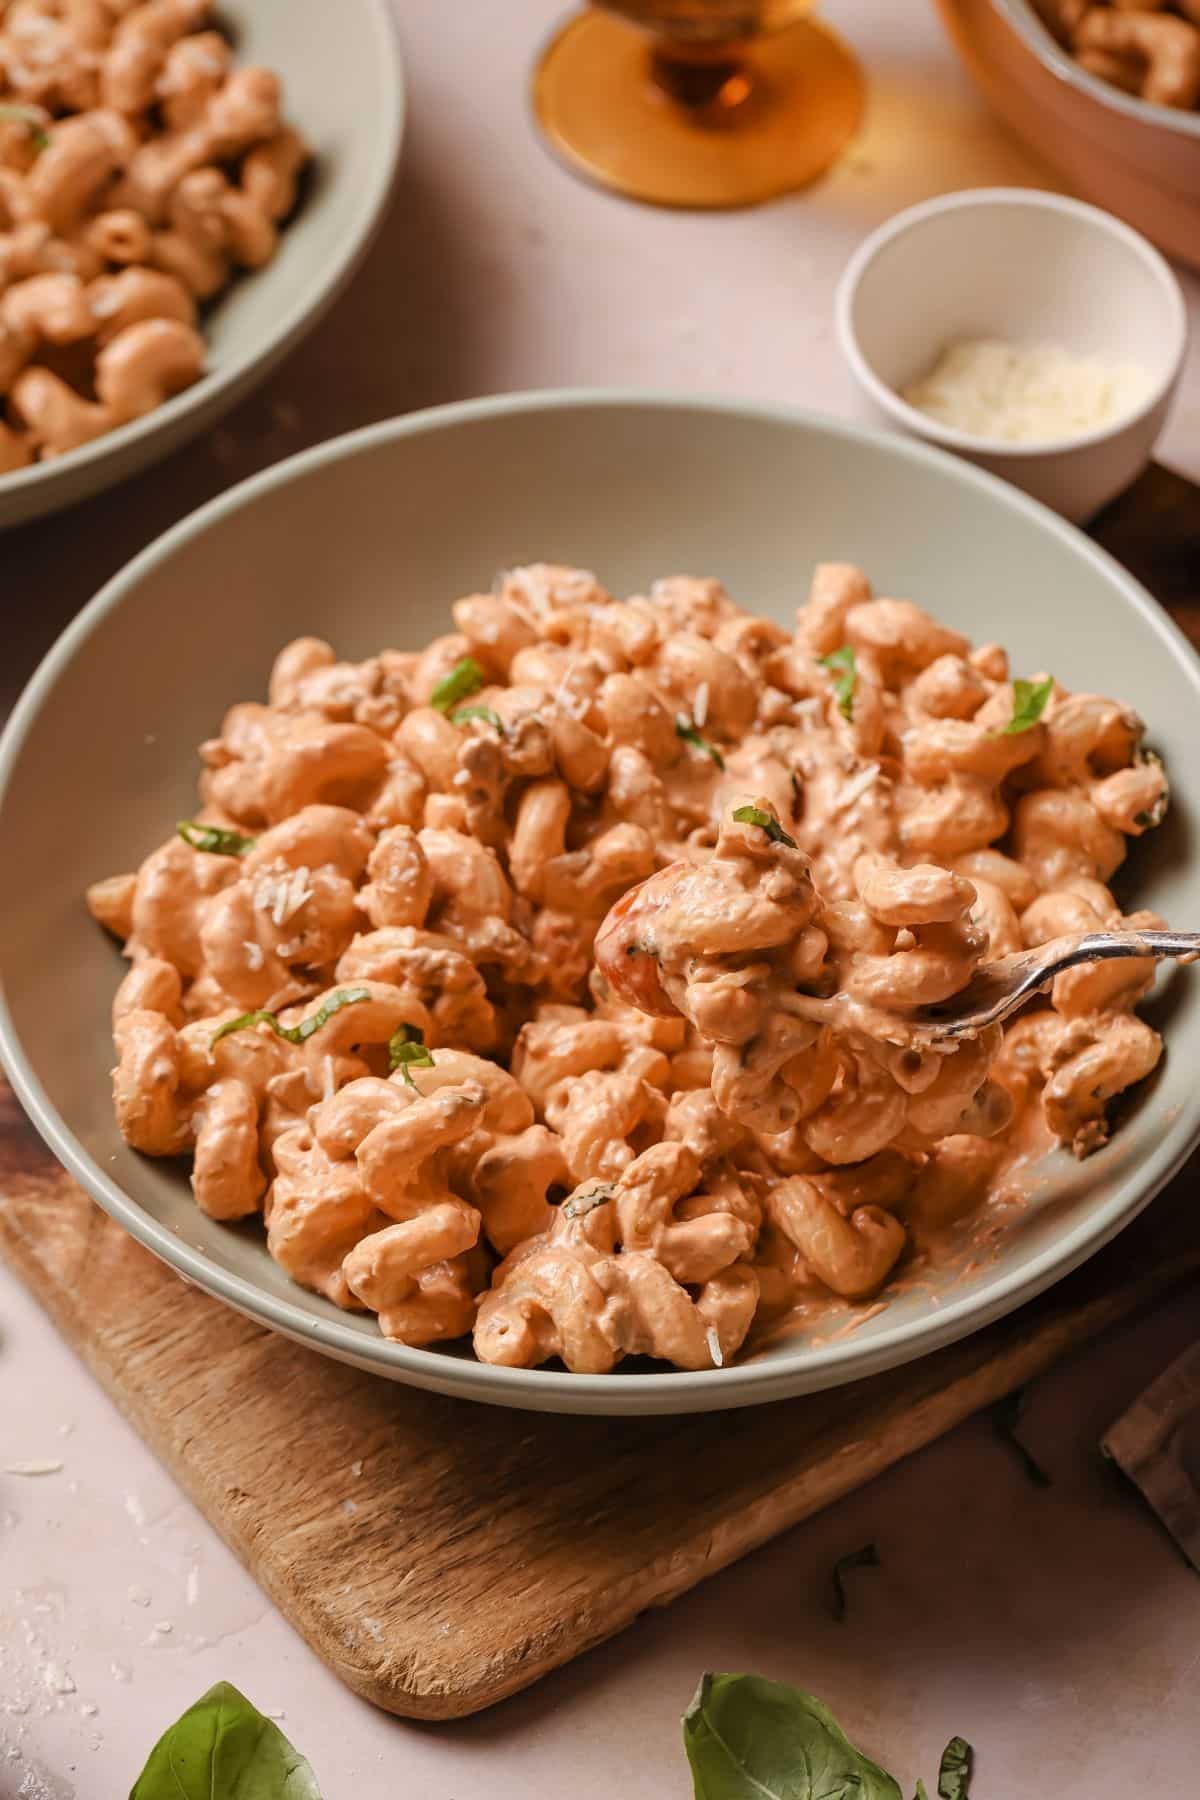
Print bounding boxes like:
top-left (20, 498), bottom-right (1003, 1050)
top-left (683, 1672), bottom-right (903, 1800)
top-left (211, 986), bottom-right (370, 1049)
top-left (389, 1021), bottom-right (435, 1085)
top-left (129, 1680), bottom-right (322, 1799)
top-left (936, 1735), bottom-right (974, 1800)
top-left (915, 1783), bottom-right (930, 1800)
top-left (177, 818), bottom-right (257, 856)
top-left (431, 655), bottom-right (484, 713)
top-left (999, 675), bottom-right (1054, 735)
top-left (819, 645), bottom-right (857, 721)
top-left (676, 713), bottom-right (726, 769)
top-left (731, 804), bottom-right (798, 849)
top-left (830, 1542), bottom-right (881, 1622)
top-left (453, 703), bottom-right (505, 732)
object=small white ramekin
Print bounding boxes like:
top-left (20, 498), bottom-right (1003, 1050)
top-left (835, 188), bottom-right (1188, 523)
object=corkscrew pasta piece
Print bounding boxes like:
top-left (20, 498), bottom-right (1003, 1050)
top-left (91, 558), bottom-right (1174, 1368)
top-left (0, 0), bottom-right (308, 470)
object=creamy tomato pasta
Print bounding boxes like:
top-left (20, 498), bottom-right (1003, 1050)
top-left (87, 561), bottom-right (1170, 1373)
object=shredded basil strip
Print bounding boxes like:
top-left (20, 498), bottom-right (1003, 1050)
top-left (1000, 675), bottom-right (1054, 735)
top-left (562, 1182), bottom-right (615, 1220)
top-left (430, 656), bottom-right (484, 714)
top-left (388, 1022), bottom-right (435, 1086)
top-left (177, 818), bottom-right (257, 856)
top-left (675, 713), bottom-right (725, 769)
top-left (211, 986), bottom-right (370, 1049)
top-left (991, 1386), bottom-right (1052, 1489)
top-left (0, 104), bottom-right (49, 150)
top-left (732, 804), bottom-right (798, 849)
top-left (453, 703), bottom-right (505, 733)
top-left (937, 1736), bottom-right (974, 1800)
top-left (830, 1542), bottom-right (880, 1622)
top-left (819, 644), bottom-right (857, 721)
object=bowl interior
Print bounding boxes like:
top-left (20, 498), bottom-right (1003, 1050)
top-left (2, 396), bottom-right (1199, 1413)
top-left (846, 196), bottom-right (1183, 406)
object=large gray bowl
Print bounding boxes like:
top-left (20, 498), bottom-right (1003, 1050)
top-left (0, 0), bottom-right (403, 529)
top-left (2, 393), bottom-right (1197, 1415)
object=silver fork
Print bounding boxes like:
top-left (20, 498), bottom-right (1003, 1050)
top-left (907, 931), bottom-right (1200, 1043)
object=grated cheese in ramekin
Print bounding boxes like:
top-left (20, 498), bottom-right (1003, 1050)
top-left (902, 339), bottom-right (1153, 445)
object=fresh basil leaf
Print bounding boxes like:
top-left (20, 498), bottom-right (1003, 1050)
top-left (453, 704), bottom-right (505, 733)
top-left (177, 819), bottom-right (257, 856)
top-left (731, 804), bottom-right (798, 850)
top-left (819, 645), bottom-right (857, 721)
top-left (1000, 675), bottom-right (1054, 735)
top-left (211, 987), bottom-right (370, 1050)
top-left (129, 1680), bottom-right (321, 1799)
top-left (562, 1182), bottom-right (615, 1219)
top-left (830, 1542), bottom-right (880, 1622)
top-left (676, 714), bottom-right (726, 769)
top-left (683, 1672), bottom-right (902, 1800)
top-left (430, 656), bottom-right (484, 714)
top-left (991, 1386), bottom-right (1051, 1489)
top-left (389, 1022), bottom-right (435, 1086)
top-left (937, 1736), bottom-right (973, 1800)
top-left (915, 1784), bottom-right (930, 1800)
top-left (0, 103), bottom-right (50, 150)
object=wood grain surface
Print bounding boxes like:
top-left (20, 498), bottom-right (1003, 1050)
top-left (2, 466), bottom-right (1199, 1719)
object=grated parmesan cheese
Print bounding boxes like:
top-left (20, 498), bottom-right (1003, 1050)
top-left (706, 1326), bottom-right (724, 1368)
top-left (902, 339), bottom-right (1152, 446)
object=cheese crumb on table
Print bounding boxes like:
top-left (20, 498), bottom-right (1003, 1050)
top-left (902, 339), bottom-right (1153, 444)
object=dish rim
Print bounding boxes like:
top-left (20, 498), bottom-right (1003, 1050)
top-left (2, 387), bottom-right (1198, 1413)
top-left (835, 186), bottom-right (1189, 462)
top-left (0, 0), bottom-right (406, 506)
top-left (995, 0), bottom-right (1200, 141)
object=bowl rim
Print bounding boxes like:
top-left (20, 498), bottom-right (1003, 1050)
top-left (995, 0), bottom-right (1200, 141)
top-left (3, 387), bottom-right (1200, 1413)
top-left (834, 186), bottom-right (1189, 461)
top-left (0, 0), bottom-right (406, 506)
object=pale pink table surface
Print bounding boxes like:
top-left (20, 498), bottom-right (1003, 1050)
top-left (3, 3), bottom-right (1200, 1794)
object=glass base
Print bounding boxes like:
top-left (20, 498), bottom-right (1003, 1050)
top-left (532, 9), bottom-right (866, 210)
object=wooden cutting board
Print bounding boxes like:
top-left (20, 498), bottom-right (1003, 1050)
top-left (2, 466), bottom-right (1199, 1721)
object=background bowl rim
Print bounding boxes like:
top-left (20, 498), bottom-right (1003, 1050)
top-left (3, 387), bottom-right (1199, 1413)
top-left (834, 186), bottom-right (1189, 460)
top-left (0, 0), bottom-right (406, 506)
top-left (994, 0), bottom-right (1200, 140)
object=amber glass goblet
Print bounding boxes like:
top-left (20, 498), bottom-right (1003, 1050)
top-left (532, 0), bottom-right (866, 209)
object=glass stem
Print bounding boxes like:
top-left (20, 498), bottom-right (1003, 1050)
top-left (648, 41), bottom-right (753, 113)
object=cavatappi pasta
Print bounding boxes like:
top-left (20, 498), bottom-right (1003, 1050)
top-left (0, 0), bottom-right (307, 469)
top-left (87, 562), bottom-right (1170, 1373)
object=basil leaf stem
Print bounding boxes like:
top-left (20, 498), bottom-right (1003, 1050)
top-left (389, 1022), bottom-right (435, 1086)
top-left (676, 714), bottom-right (725, 769)
top-left (177, 819), bottom-right (257, 856)
top-left (731, 804), bottom-right (798, 849)
top-left (1000, 675), bottom-right (1054, 735)
top-left (430, 656), bottom-right (484, 714)
top-left (819, 645), bottom-right (857, 721)
top-left (830, 1542), bottom-right (881, 1622)
top-left (211, 987), bottom-right (370, 1049)
top-left (129, 1680), bottom-right (322, 1798)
